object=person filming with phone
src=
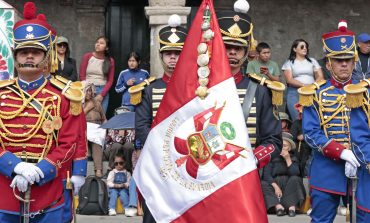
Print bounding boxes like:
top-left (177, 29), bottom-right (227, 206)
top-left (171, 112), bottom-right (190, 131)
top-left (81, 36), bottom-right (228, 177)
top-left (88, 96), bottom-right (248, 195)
top-left (246, 42), bottom-right (281, 81)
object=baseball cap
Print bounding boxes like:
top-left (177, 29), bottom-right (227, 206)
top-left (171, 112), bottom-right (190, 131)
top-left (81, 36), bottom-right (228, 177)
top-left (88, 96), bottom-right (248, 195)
top-left (357, 33), bottom-right (370, 43)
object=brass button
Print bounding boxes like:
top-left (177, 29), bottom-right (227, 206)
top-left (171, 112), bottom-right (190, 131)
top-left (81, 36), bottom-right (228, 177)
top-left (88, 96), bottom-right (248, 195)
top-left (23, 125), bottom-right (27, 129)
top-left (8, 161), bottom-right (12, 165)
top-left (50, 169), bottom-right (54, 173)
top-left (22, 145), bottom-right (26, 149)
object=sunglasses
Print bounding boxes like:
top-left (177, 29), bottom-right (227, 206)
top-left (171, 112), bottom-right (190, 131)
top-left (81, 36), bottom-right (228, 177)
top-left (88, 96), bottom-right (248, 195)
top-left (299, 44), bottom-right (307, 50)
top-left (57, 43), bottom-right (68, 48)
top-left (114, 161), bottom-right (124, 166)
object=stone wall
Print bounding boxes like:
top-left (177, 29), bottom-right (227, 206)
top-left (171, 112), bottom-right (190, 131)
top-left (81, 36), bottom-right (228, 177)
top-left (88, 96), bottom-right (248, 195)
top-left (7, 0), bottom-right (107, 70)
top-left (6, 0), bottom-right (370, 73)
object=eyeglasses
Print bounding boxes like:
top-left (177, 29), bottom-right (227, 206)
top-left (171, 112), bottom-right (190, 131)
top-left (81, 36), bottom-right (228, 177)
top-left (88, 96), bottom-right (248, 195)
top-left (57, 43), bottom-right (67, 48)
top-left (114, 161), bottom-right (124, 166)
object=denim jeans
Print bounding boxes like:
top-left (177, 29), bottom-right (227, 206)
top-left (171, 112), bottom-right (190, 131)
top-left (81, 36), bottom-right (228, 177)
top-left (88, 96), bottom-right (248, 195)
top-left (129, 179), bottom-right (138, 207)
top-left (109, 188), bottom-right (129, 209)
top-left (286, 86), bottom-right (299, 121)
top-left (94, 85), bottom-right (109, 113)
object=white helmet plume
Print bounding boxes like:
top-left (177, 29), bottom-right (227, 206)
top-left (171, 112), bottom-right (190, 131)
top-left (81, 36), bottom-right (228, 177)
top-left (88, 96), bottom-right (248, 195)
top-left (168, 14), bottom-right (181, 27)
top-left (234, 0), bottom-right (250, 14)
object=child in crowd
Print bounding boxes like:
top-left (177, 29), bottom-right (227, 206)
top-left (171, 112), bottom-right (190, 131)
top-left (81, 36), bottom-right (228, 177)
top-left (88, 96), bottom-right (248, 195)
top-left (279, 112), bottom-right (292, 133)
top-left (115, 51), bottom-right (149, 111)
top-left (107, 152), bottom-right (137, 217)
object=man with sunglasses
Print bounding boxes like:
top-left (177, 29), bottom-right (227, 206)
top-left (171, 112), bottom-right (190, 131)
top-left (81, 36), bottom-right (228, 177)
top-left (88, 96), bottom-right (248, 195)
top-left (216, 0), bottom-right (283, 170)
top-left (299, 20), bottom-right (360, 223)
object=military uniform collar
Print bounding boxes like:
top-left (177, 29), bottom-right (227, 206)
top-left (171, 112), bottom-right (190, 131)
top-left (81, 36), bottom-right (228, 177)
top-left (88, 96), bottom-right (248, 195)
top-left (162, 73), bottom-right (171, 84)
top-left (233, 71), bottom-right (243, 85)
top-left (330, 77), bottom-right (352, 89)
top-left (18, 76), bottom-right (46, 91)
top-left (45, 73), bottom-right (52, 80)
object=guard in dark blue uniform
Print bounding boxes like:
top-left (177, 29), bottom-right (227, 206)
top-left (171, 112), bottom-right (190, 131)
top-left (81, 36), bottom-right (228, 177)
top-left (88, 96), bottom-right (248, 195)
top-left (345, 78), bottom-right (370, 223)
top-left (299, 20), bottom-right (361, 223)
top-left (216, 0), bottom-right (284, 168)
top-left (132, 14), bottom-right (188, 223)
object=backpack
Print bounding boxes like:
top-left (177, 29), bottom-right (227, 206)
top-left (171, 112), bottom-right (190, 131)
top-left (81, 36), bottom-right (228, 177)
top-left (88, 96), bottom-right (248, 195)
top-left (76, 176), bottom-right (108, 215)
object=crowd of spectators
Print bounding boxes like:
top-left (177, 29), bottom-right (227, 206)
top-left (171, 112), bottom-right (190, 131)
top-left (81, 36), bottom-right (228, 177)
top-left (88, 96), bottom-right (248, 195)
top-left (57, 32), bottom-right (370, 218)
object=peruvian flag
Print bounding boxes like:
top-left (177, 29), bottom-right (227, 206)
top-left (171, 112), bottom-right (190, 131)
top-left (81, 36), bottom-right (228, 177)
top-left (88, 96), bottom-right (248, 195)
top-left (133, 0), bottom-right (267, 222)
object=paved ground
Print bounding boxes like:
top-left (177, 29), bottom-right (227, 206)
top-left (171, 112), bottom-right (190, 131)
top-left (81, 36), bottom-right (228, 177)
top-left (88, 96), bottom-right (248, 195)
top-left (77, 214), bottom-right (347, 223)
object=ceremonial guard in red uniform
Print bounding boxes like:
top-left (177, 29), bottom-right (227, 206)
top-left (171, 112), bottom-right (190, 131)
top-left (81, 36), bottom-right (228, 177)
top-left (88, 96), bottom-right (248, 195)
top-left (133, 14), bottom-right (188, 223)
top-left (299, 20), bottom-right (360, 223)
top-left (0, 2), bottom-right (84, 222)
top-left (216, 0), bottom-right (284, 168)
top-left (345, 78), bottom-right (370, 223)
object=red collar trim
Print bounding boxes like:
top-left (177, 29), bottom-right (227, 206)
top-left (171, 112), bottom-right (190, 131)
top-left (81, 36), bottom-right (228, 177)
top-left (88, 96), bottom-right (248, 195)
top-left (162, 73), bottom-right (171, 84)
top-left (233, 71), bottom-right (243, 85)
top-left (330, 78), bottom-right (352, 89)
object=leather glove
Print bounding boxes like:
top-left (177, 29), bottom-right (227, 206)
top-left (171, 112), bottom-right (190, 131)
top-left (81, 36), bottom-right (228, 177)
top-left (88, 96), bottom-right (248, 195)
top-left (13, 162), bottom-right (44, 184)
top-left (71, 175), bottom-right (85, 195)
top-left (10, 175), bottom-right (28, 192)
top-left (345, 162), bottom-right (357, 178)
top-left (340, 150), bottom-right (360, 168)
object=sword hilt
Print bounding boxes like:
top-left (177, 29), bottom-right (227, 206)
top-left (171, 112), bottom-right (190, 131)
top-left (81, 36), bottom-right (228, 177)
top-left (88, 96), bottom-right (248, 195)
top-left (66, 171), bottom-right (73, 190)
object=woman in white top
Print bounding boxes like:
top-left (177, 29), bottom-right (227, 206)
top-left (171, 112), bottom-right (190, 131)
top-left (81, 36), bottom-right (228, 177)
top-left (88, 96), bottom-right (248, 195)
top-left (282, 39), bottom-right (324, 121)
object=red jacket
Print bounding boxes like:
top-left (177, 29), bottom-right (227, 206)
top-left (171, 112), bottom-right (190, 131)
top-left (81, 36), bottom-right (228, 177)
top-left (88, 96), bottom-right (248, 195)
top-left (0, 80), bottom-right (81, 213)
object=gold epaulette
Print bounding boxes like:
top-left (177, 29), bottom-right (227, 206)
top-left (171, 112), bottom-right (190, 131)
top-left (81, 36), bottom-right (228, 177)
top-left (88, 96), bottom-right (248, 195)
top-left (128, 76), bottom-right (156, 105)
top-left (50, 76), bottom-right (84, 115)
top-left (0, 79), bottom-right (15, 89)
top-left (297, 80), bottom-right (327, 107)
top-left (344, 78), bottom-right (370, 108)
top-left (249, 73), bottom-right (286, 106)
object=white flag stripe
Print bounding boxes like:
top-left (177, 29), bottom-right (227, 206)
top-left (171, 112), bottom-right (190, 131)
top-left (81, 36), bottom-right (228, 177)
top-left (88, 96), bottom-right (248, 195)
top-left (134, 78), bottom-right (256, 223)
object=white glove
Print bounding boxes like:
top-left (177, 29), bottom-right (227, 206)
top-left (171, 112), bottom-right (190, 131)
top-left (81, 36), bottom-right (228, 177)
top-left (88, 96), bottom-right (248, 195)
top-left (339, 150), bottom-right (360, 168)
top-left (13, 162), bottom-right (44, 184)
top-left (345, 162), bottom-right (357, 178)
top-left (71, 175), bottom-right (85, 195)
top-left (10, 175), bottom-right (28, 192)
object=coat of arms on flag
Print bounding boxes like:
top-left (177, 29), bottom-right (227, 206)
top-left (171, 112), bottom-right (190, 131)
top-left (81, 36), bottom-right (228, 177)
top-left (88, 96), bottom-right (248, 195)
top-left (133, 0), bottom-right (268, 222)
top-left (174, 103), bottom-right (248, 179)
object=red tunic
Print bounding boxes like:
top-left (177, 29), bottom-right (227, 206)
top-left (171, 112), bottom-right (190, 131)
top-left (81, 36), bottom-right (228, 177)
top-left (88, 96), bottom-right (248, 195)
top-left (0, 81), bottom-right (80, 213)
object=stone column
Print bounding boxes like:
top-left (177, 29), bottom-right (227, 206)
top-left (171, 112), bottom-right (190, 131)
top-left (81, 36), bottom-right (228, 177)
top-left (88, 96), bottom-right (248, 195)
top-left (145, 0), bottom-right (190, 77)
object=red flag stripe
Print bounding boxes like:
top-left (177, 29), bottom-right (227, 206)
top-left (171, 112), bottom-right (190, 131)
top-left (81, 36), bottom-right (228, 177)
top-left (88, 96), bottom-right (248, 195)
top-left (172, 170), bottom-right (268, 223)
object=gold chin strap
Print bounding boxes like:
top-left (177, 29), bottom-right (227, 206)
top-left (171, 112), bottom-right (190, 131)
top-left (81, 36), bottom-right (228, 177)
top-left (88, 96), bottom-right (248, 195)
top-left (327, 58), bottom-right (352, 83)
